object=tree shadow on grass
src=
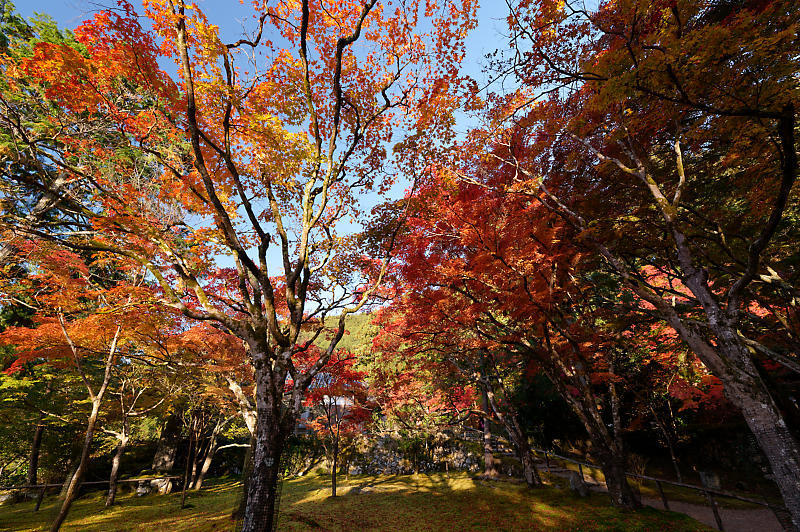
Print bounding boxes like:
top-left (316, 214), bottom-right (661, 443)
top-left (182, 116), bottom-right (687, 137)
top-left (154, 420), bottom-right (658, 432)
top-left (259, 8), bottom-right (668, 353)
top-left (0, 474), bottom-right (710, 532)
top-left (279, 473), bottom-right (710, 532)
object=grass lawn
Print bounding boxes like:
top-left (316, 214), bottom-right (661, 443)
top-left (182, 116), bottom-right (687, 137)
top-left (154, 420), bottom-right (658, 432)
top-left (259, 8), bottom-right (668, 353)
top-left (0, 472), bottom-right (710, 531)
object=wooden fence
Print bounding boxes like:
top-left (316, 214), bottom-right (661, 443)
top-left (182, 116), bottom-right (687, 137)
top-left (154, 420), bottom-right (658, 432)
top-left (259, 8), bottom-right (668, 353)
top-left (530, 447), bottom-right (792, 531)
top-left (0, 476), bottom-right (181, 512)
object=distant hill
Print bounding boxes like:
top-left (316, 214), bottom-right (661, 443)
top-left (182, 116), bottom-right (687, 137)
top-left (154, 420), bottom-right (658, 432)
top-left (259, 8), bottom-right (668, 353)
top-left (304, 312), bottom-right (377, 355)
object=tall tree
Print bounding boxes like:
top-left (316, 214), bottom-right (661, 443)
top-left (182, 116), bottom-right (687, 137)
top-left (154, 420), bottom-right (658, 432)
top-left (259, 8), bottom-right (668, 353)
top-left (0, 242), bottom-right (161, 530)
top-left (0, 2), bottom-right (476, 529)
top-left (469, 0), bottom-right (800, 522)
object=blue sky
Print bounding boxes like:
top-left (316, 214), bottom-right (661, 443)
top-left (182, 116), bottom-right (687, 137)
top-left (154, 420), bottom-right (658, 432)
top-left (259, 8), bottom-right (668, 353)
top-left (14, 0), bottom-right (508, 279)
top-left (16, 0), bottom-right (507, 88)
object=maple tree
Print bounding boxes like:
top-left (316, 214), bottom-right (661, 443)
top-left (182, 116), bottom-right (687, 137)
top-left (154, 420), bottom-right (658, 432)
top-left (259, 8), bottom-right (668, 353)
top-left (102, 362), bottom-right (173, 507)
top-left (0, 241), bottom-right (167, 530)
top-left (459, 0), bottom-right (800, 522)
top-left (301, 349), bottom-right (372, 496)
top-left (375, 173), bottom-right (662, 504)
top-left (0, 1), bottom-right (476, 529)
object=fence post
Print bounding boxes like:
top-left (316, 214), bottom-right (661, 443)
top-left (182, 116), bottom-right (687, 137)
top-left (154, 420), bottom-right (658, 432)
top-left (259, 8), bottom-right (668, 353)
top-left (703, 490), bottom-right (724, 531)
top-left (544, 451), bottom-right (551, 474)
top-left (578, 463), bottom-right (584, 481)
top-left (656, 480), bottom-right (669, 511)
top-left (34, 485), bottom-right (46, 512)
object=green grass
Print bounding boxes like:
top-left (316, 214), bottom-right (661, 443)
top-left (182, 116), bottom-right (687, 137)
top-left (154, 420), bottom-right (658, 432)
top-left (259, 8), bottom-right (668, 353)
top-left (0, 473), bottom-right (710, 531)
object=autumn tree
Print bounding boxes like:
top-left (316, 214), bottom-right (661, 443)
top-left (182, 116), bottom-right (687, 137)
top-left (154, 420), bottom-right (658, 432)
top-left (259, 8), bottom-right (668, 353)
top-left (0, 1), bottom-right (476, 529)
top-left (0, 6), bottom-right (92, 268)
top-left (464, 0), bottom-right (800, 522)
top-left (102, 362), bottom-right (172, 507)
top-left (0, 241), bottom-right (166, 530)
top-left (375, 171), bottom-right (677, 505)
top-left (302, 349), bottom-right (371, 496)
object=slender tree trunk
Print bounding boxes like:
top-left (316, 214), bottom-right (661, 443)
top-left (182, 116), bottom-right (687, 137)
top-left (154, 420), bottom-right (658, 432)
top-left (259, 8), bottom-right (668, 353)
top-left (481, 390), bottom-right (499, 478)
top-left (181, 423), bottom-right (195, 509)
top-left (105, 435), bottom-right (129, 507)
top-left (486, 391), bottom-right (541, 487)
top-left (50, 399), bottom-right (101, 532)
top-left (331, 438), bottom-right (338, 497)
top-left (515, 434), bottom-right (540, 488)
top-left (595, 449), bottom-right (641, 510)
top-left (648, 404), bottom-right (682, 483)
top-left (189, 435), bottom-right (203, 489)
top-left (27, 415), bottom-right (45, 486)
top-left (194, 429), bottom-right (220, 490)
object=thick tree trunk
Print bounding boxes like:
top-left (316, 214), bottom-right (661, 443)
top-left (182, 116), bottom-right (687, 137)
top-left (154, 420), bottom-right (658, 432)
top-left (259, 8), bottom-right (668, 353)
top-left (27, 416), bottom-right (45, 486)
top-left (50, 399), bottom-right (101, 532)
top-left (240, 414), bottom-right (286, 532)
top-left (241, 358), bottom-right (291, 532)
top-left (597, 451), bottom-right (641, 510)
top-left (233, 433), bottom-right (257, 522)
top-left (105, 436), bottom-right (129, 507)
top-left (724, 360), bottom-right (800, 530)
top-left (481, 390), bottom-right (499, 478)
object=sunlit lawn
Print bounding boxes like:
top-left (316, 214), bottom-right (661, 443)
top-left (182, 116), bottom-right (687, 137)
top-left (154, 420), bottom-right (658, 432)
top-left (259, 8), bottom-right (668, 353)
top-left (0, 472), bottom-right (709, 531)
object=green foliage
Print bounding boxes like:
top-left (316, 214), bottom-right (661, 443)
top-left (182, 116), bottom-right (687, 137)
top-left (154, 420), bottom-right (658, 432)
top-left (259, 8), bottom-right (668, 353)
top-left (0, 2), bottom-right (85, 58)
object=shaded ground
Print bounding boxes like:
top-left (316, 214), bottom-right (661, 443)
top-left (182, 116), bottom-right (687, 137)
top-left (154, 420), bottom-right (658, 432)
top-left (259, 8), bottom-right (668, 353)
top-left (0, 472), bottom-right (708, 531)
top-left (542, 462), bottom-right (782, 532)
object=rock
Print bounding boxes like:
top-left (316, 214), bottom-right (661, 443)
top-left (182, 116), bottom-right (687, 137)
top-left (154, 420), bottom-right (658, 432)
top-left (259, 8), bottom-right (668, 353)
top-left (136, 480), bottom-right (152, 496)
top-left (0, 491), bottom-right (19, 505)
top-left (567, 470), bottom-right (589, 497)
top-left (149, 478), bottom-right (172, 495)
top-left (699, 471), bottom-right (721, 490)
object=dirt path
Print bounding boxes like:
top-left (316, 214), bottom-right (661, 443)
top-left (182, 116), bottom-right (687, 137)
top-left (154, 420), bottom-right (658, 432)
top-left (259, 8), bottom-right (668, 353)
top-left (543, 464), bottom-right (783, 531)
top-left (640, 496), bottom-right (782, 532)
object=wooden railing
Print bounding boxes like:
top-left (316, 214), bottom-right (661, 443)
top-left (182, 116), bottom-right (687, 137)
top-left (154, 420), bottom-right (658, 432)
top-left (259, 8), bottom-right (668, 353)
top-left (530, 446), bottom-right (791, 531)
top-left (0, 476), bottom-right (181, 512)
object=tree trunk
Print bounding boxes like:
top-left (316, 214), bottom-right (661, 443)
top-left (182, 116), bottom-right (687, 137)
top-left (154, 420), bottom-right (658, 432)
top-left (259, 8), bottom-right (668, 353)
top-left (503, 413), bottom-right (541, 487)
top-left (180, 424), bottom-right (195, 509)
top-left (331, 438), bottom-right (338, 497)
top-left (485, 388), bottom-right (541, 487)
top-left (728, 367), bottom-right (800, 529)
top-left (27, 415), bottom-right (45, 486)
top-left (193, 430), bottom-right (219, 491)
top-left (597, 451), bottom-right (641, 510)
top-left (105, 436), bottom-right (129, 507)
top-left (233, 433), bottom-right (257, 522)
top-left (188, 435), bottom-right (203, 489)
top-left (50, 399), bottom-right (101, 532)
top-left (481, 390), bottom-right (498, 478)
top-left (648, 404), bottom-right (682, 483)
top-left (240, 359), bottom-right (291, 532)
